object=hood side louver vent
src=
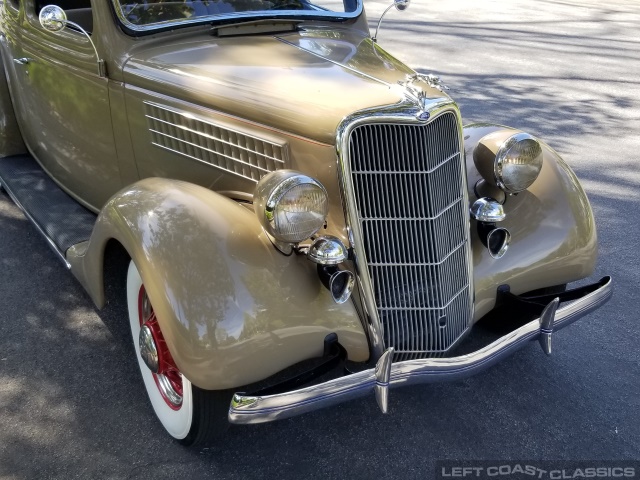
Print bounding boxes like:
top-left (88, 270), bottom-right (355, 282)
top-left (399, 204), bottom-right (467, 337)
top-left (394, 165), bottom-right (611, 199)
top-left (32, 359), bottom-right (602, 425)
top-left (144, 101), bottom-right (288, 183)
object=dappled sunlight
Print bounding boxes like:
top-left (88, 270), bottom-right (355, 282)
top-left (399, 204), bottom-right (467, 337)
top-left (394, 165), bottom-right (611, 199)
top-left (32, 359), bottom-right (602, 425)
top-left (369, 0), bottom-right (640, 159)
top-left (0, 195), bottom-right (149, 475)
top-left (64, 307), bottom-right (116, 342)
top-left (580, 165), bottom-right (640, 194)
top-left (432, 71), bottom-right (633, 146)
top-left (580, 178), bottom-right (638, 201)
top-left (24, 313), bottom-right (63, 343)
top-left (0, 378), bottom-right (77, 448)
top-left (1, 0), bottom-right (638, 475)
top-left (0, 201), bottom-right (26, 221)
top-left (586, 163), bottom-right (640, 185)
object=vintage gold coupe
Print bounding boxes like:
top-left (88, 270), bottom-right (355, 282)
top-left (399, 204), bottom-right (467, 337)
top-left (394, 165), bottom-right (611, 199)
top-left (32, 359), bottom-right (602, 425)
top-left (0, 0), bottom-right (612, 445)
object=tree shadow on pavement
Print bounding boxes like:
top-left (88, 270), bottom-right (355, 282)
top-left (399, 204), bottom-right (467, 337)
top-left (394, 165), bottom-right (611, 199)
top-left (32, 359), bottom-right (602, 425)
top-left (1, 0), bottom-right (640, 477)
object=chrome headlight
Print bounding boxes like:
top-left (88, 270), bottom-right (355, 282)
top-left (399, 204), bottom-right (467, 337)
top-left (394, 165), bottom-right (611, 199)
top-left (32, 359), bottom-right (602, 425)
top-left (254, 170), bottom-right (329, 244)
top-left (474, 132), bottom-right (543, 194)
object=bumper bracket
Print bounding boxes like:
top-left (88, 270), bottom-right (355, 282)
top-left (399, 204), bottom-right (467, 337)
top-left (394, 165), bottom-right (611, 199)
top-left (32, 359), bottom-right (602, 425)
top-left (539, 297), bottom-right (559, 355)
top-left (229, 276), bottom-right (612, 425)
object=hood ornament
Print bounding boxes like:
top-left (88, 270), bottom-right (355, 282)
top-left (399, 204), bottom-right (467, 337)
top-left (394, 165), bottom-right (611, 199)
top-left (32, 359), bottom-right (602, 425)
top-left (399, 73), bottom-right (450, 94)
top-left (416, 73), bottom-right (449, 92)
top-left (396, 73), bottom-right (450, 121)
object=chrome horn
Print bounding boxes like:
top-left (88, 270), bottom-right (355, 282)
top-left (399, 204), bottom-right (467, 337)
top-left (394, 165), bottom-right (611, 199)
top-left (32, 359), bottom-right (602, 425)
top-left (478, 223), bottom-right (511, 259)
top-left (318, 265), bottom-right (355, 304)
top-left (470, 197), bottom-right (505, 223)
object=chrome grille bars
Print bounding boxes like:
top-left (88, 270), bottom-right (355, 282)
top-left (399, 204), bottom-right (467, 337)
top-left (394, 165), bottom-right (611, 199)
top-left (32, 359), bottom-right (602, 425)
top-left (338, 103), bottom-right (474, 360)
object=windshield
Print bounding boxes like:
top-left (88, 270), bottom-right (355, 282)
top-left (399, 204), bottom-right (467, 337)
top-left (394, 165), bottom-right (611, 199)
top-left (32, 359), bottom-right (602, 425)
top-left (113, 0), bottom-right (361, 32)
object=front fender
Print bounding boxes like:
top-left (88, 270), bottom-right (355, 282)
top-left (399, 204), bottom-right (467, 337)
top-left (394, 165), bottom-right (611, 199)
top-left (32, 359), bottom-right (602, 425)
top-left (68, 178), bottom-right (369, 390)
top-left (463, 124), bottom-right (598, 320)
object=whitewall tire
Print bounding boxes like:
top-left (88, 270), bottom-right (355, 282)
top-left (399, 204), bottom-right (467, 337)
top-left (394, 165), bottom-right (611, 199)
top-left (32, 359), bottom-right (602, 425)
top-left (126, 261), bottom-right (227, 445)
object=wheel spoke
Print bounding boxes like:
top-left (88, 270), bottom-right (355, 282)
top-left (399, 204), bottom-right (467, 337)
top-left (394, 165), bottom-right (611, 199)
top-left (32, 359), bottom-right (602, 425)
top-left (164, 368), bottom-right (184, 397)
top-left (138, 285), bottom-right (184, 409)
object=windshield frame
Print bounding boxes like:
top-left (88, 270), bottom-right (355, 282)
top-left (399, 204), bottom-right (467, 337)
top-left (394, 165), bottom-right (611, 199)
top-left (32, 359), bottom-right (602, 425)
top-left (111, 0), bottom-right (364, 36)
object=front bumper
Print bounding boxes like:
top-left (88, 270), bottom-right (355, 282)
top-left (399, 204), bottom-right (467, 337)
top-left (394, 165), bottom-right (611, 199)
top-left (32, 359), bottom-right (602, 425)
top-left (228, 276), bottom-right (612, 425)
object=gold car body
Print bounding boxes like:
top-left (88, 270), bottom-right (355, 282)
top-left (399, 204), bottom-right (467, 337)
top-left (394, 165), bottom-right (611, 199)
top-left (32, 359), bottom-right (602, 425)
top-left (0, 0), bottom-right (601, 391)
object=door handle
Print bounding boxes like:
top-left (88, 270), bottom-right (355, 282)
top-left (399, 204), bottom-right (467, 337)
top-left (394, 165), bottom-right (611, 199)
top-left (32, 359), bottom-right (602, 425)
top-left (13, 58), bottom-right (31, 65)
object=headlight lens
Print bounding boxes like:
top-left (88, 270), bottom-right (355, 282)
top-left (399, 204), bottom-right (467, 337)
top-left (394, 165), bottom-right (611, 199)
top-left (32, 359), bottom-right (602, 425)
top-left (494, 133), bottom-right (543, 193)
top-left (254, 170), bottom-right (329, 244)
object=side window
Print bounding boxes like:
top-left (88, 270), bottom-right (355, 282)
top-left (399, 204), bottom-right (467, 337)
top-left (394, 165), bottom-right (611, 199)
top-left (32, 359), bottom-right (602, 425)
top-left (34, 0), bottom-right (91, 12)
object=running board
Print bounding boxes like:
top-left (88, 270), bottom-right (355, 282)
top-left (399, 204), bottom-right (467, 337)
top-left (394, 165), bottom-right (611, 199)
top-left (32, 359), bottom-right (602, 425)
top-left (0, 155), bottom-right (96, 267)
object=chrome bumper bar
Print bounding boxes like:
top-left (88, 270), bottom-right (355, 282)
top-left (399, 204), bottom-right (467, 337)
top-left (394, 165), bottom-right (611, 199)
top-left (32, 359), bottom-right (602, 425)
top-left (228, 276), bottom-right (612, 425)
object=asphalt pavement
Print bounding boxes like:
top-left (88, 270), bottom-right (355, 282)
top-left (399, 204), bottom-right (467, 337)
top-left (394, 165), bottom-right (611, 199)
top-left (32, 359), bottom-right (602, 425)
top-left (1, 0), bottom-right (639, 478)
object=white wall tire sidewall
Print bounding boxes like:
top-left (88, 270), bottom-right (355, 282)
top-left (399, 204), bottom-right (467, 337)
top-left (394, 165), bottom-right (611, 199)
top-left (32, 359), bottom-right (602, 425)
top-left (126, 261), bottom-right (193, 440)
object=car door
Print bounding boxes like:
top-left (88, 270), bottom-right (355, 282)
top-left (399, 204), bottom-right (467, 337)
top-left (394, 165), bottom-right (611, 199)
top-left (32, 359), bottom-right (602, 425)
top-left (0, 0), bottom-right (30, 136)
top-left (9, 0), bottom-right (120, 210)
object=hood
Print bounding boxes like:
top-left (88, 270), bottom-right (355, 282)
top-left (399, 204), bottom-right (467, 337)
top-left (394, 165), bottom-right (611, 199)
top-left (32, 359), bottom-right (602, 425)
top-left (123, 28), bottom-right (448, 144)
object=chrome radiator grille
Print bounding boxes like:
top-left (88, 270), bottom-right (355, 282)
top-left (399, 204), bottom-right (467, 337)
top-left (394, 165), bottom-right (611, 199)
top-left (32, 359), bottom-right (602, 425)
top-left (347, 112), bottom-right (472, 360)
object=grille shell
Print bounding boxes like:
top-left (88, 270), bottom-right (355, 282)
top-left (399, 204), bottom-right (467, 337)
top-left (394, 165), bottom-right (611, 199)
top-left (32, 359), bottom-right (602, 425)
top-left (346, 111), bottom-right (472, 360)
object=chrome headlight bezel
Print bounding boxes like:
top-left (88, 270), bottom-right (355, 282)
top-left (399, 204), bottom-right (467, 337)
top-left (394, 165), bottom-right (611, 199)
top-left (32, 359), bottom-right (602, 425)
top-left (493, 132), bottom-right (544, 193)
top-left (474, 131), bottom-right (544, 195)
top-left (254, 170), bottom-right (329, 245)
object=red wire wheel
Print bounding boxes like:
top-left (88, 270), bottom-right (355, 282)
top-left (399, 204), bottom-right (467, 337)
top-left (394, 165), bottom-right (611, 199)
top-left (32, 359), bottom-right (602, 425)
top-left (138, 285), bottom-right (184, 410)
top-left (126, 261), bottom-right (230, 445)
